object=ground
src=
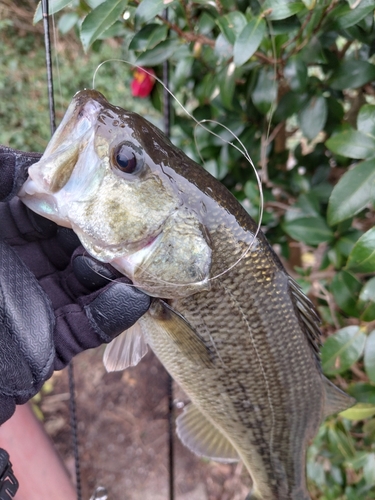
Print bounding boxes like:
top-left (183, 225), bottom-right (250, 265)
top-left (41, 346), bottom-right (251, 500)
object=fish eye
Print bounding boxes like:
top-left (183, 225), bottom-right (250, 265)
top-left (113, 142), bottom-right (143, 175)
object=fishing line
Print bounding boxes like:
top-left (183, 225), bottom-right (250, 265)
top-left (92, 59), bottom-right (264, 285)
top-left (90, 20), bottom-right (278, 471)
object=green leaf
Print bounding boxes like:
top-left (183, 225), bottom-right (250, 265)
top-left (214, 34), bottom-right (233, 60)
top-left (97, 19), bottom-right (125, 39)
top-left (198, 12), bottom-right (216, 36)
top-left (301, 0), bottom-right (316, 8)
top-left (331, 271), bottom-right (362, 317)
top-left (283, 216), bottom-right (334, 246)
top-left (233, 18), bottom-right (266, 67)
top-left (329, 60), bottom-right (375, 90)
top-left (216, 11), bottom-right (247, 45)
top-left (284, 56), bottom-right (307, 92)
top-left (364, 418), bottom-right (375, 439)
top-left (283, 193), bottom-right (321, 222)
top-left (264, 0), bottom-right (305, 20)
top-left (357, 104), bottom-right (375, 138)
top-left (340, 402), bottom-right (375, 420)
top-left (327, 425), bottom-right (355, 459)
top-left (327, 159), bottom-right (375, 225)
top-left (58, 12), bottom-right (79, 34)
top-left (346, 227), bottom-right (375, 273)
top-left (325, 129), bottom-right (375, 159)
top-left (330, 0), bottom-right (375, 30)
top-left (80, 0), bottom-right (128, 52)
top-left (252, 68), bottom-right (277, 114)
top-left (129, 24), bottom-right (168, 51)
top-left (298, 96), bottom-right (327, 140)
top-left (346, 450), bottom-right (374, 470)
top-left (34, 0), bottom-right (73, 24)
top-left (364, 331), bottom-right (375, 383)
top-left (135, 39), bottom-right (179, 66)
top-left (321, 326), bottom-right (366, 375)
top-left (347, 382), bottom-right (375, 405)
top-left (335, 230), bottom-right (364, 258)
top-left (273, 91), bottom-right (308, 121)
top-left (359, 279), bottom-right (375, 322)
top-left (364, 453), bottom-right (375, 486)
top-left (135, 0), bottom-right (174, 24)
top-left (219, 63), bottom-right (236, 110)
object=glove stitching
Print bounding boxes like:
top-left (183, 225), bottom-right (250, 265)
top-left (54, 307), bottom-right (113, 344)
top-left (84, 305), bottom-right (113, 344)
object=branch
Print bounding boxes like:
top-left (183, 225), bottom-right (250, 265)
top-left (161, 18), bottom-right (216, 47)
top-left (159, 18), bottom-right (281, 65)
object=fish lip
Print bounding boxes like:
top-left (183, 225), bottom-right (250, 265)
top-left (113, 232), bottom-right (161, 254)
top-left (73, 226), bottom-right (163, 260)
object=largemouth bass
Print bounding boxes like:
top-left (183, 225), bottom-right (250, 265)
top-left (19, 90), bottom-right (354, 500)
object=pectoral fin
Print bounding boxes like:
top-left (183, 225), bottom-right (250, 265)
top-left (103, 322), bottom-right (148, 372)
top-left (149, 299), bottom-right (213, 368)
top-left (323, 376), bottom-right (356, 418)
top-left (176, 403), bottom-right (239, 463)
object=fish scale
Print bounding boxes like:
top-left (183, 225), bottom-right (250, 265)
top-left (19, 89), bottom-right (355, 500)
top-left (144, 262), bottom-right (322, 499)
top-left (143, 224), bottom-right (323, 499)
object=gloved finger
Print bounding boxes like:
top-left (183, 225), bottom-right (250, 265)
top-left (53, 280), bottom-right (151, 370)
top-left (85, 280), bottom-right (150, 340)
top-left (0, 396), bottom-right (16, 426)
top-left (0, 146), bottom-right (42, 202)
top-left (73, 252), bottom-right (124, 291)
top-left (1, 199), bottom-right (80, 272)
top-left (0, 241), bottom-right (55, 402)
top-left (0, 199), bottom-right (56, 243)
top-left (35, 247), bottom-right (119, 311)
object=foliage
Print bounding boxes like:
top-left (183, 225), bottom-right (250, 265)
top-left (0, 7), bottom-right (152, 151)
top-left (9, 0), bottom-right (375, 497)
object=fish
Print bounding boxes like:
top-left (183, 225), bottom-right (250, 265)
top-left (19, 89), bottom-right (355, 500)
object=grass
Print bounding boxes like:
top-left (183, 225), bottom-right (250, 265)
top-left (0, 17), bottom-right (155, 152)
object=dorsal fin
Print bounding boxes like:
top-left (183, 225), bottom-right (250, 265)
top-left (176, 403), bottom-right (239, 463)
top-left (323, 376), bottom-right (356, 418)
top-left (288, 276), bottom-right (322, 365)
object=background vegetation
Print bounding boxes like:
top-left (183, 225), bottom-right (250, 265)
top-left (2, 0), bottom-right (375, 498)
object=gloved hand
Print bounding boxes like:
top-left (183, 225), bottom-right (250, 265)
top-left (0, 145), bottom-right (151, 424)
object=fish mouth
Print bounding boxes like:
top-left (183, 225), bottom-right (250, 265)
top-left (52, 213), bottom-right (165, 289)
top-left (21, 91), bottom-right (103, 195)
top-left (107, 232), bottom-right (164, 279)
top-left (19, 92), bottom-right (106, 226)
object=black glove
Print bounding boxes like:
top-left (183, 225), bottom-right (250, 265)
top-left (0, 145), bottom-right (151, 424)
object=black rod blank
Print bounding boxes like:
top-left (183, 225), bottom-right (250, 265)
top-left (162, 9), bottom-right (174, 500)
top-left (41, 0), bottom-right (56, 135)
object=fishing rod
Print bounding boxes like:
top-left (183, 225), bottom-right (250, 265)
top-left (162, 9), bottom-right (175, 500)
top-left (41, 2), bottom-right (82, 500)
top-left (42, 0), bottom-right (56, 135)
top-left (40, 3), bottom-right (176, 499)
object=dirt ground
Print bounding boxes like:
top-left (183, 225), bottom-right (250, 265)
top-left (41, 346), bottom-right (252, 500)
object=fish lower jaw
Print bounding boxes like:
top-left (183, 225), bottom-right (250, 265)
top-left (19, 192), bottom-right (72, 228)
top-left (111, 233), bottom-right (162, 281)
